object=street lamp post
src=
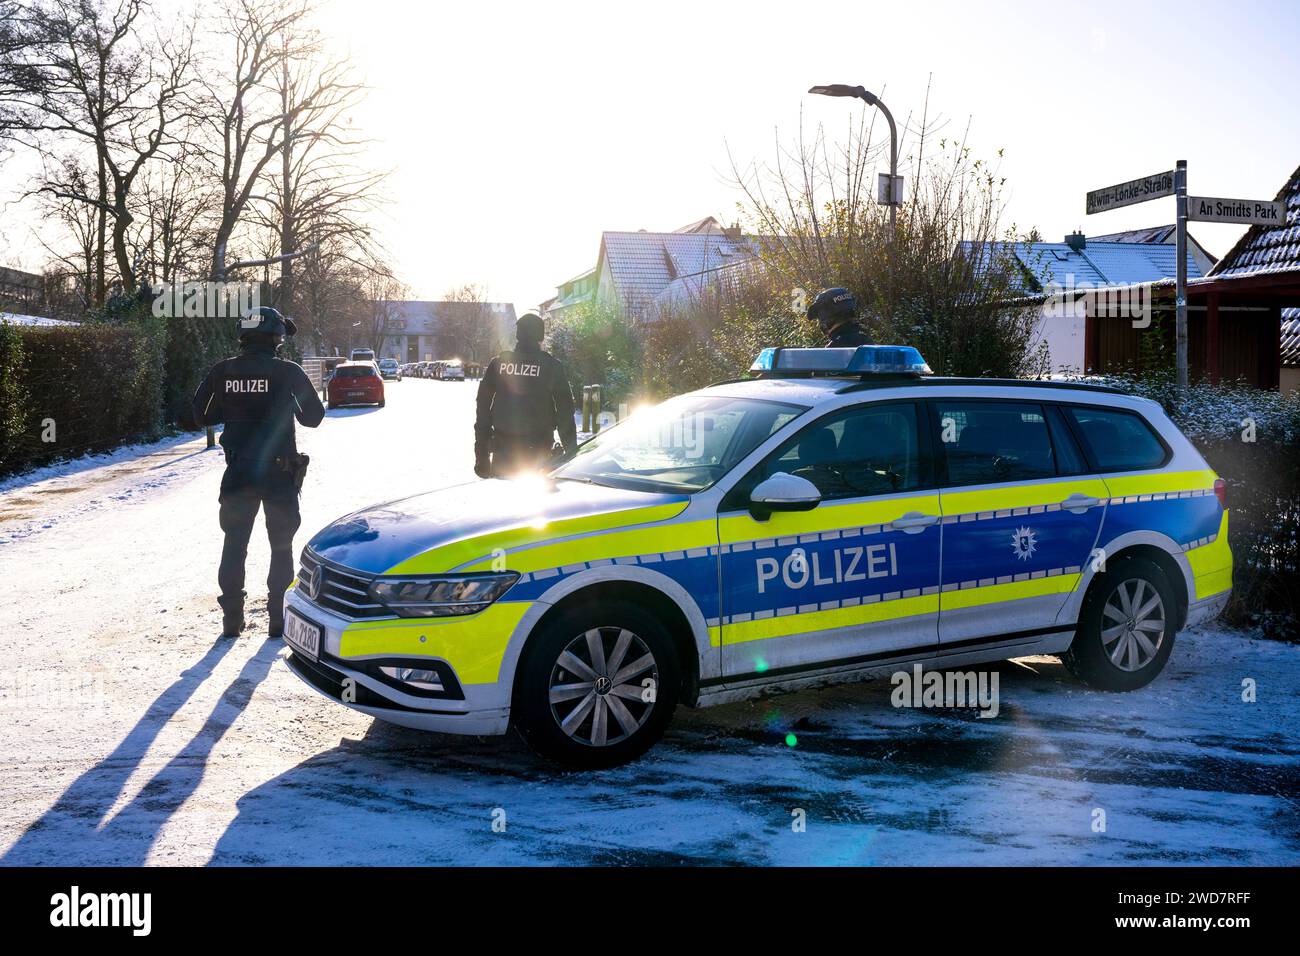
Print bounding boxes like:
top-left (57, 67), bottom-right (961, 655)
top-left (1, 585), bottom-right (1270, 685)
top-left (808, 84), bottom-right (899, 239)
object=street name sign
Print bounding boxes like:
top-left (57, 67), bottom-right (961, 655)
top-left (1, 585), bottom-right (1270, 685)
top-left (1086, 170), bottom-right (1175, 214)
top-left (1187, 195), bottom-right (1287, 226)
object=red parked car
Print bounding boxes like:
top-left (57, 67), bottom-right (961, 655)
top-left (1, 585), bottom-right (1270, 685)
top-left (327, 362), bottom-right (385, 409)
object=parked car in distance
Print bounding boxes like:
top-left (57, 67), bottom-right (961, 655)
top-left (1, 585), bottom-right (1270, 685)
top-left (327, 361), bottom-right (385, 409)
top-left (378, 357), bottom-right (402, 381)
top-left (350, 347), bottom-right (376, 364)
top-left (440, 359), bottom-right (465, 381)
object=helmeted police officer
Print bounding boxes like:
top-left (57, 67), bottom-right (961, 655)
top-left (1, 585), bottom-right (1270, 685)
top-left (474, 312), bottom-right (577, 478)
top-left (808, 287), bottom-right (871, 347)
top-left (191, 306), bottom-right (325, 637)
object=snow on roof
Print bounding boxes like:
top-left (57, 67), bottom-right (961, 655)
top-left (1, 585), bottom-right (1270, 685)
top-left (0, 312), bottom-right (79, 326)
top-left (1209, 162), bottom-right (1300, 278)
top-left (957, 239), bottom-right (1203, 296)
top-left (599, 224), bottom-right (759, 317)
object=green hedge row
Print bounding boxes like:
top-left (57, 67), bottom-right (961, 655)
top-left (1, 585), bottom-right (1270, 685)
top-left (1085, 374), bottom-right (1300, 641)
top-left (0, 318), bottom-right (165, 477)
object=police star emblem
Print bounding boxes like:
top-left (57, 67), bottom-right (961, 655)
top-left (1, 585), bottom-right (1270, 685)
top-left (1011, 526), bottom-right (1038, 562)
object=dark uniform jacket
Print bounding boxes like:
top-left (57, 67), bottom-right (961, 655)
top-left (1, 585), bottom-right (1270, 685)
top-left (474, 345), bottom-right (577, 458)
top-left (825, 321), bottom-right (872, 348)
top-left (191, 345), bottom-right (325, 463)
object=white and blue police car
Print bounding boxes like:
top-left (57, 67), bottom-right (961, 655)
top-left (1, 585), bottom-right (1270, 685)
top-left (281, 346), bottom-right (1232, 767)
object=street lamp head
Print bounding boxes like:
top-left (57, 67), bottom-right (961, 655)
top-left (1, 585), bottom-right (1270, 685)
top-left (808, 84), bottom-right (877, 105)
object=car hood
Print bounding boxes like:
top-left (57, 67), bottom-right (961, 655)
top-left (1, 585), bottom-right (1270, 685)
top-left (306, 479), bottom-right (690, 575)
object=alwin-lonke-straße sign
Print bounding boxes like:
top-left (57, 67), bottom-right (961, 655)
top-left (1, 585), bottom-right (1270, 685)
top-left (1086, 172), bottom-right (1180, 217)
top-left (1085, 170), bottom-right (1175, 214)
top-left (1187, 195), bottom-right (1287, 226)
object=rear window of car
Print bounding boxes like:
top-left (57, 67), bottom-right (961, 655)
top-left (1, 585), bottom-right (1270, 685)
top-left (934, 400), bottom-right (1061, 485)
top-left (1065, 405), bottom-right (1168, 471)
top-left (335, 366), bottom-right (375, 378)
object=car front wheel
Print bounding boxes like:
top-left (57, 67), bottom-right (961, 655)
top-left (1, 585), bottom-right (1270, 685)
top-left (1063, 556), bottom-right (1177, 691)
top-left (514, 600), bottom-right (679, 768)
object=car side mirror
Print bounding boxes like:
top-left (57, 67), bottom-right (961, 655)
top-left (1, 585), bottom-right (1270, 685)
top-left (749, 471), bottom-right (821, 521)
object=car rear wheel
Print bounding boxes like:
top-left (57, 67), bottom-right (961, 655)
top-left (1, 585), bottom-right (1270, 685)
top-left (514, 600), bottom-right (679, 769)
top-left (1063, 556), bottom-right (1177, 691)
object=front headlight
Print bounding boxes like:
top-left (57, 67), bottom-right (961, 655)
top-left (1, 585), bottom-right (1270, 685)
top-left (368, 572), bottom-right (520, 617)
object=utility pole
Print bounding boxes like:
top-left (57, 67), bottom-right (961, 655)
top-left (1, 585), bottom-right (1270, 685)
top-left (1174, 159), bottom-right (1189, 389)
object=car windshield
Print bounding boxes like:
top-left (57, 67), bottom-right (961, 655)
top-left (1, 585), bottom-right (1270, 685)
top-left (553, 394), bottom-right (805, 493)
top-left (335, 366), bottom-right (374, 378)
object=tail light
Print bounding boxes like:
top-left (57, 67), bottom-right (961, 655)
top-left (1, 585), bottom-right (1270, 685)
top-left (1214, 478), bottom-right (1227, 509)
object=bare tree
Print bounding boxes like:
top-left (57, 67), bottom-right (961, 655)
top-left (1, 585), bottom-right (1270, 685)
top-left (13, 0), bottom-right (196, 303)
top-left (438, 283), bottom-right (504, 365)
top-left (200, 0), bottom-right (373, 286)
top-left (728, 85), bottom-right (1043, 378)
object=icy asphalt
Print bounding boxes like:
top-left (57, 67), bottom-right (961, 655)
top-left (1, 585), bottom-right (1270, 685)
top-left (0, 378), bottom-right (1296, 866)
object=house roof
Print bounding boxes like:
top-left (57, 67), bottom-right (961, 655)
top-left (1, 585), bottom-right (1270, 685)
top-left (957, 238), bottom-right (1204, 296)
top-left (598, 220), bottom-right (758, 315)
top-left (1208, 163), bottom-right (1300, 279)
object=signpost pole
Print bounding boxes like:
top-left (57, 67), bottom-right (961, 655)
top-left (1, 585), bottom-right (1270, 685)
top-left (1175, 159), bottom-right (1189, 390)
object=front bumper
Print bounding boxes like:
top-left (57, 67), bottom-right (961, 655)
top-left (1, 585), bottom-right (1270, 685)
top-left (281, 585), bottom-right (518, 735)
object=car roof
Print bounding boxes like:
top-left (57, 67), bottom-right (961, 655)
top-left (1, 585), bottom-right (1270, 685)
top-left (699, 374), bottom-right (1140, 408)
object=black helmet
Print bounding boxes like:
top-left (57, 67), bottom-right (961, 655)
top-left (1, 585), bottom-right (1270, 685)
top-left (516, 311), bottom-right (544, 345)
top-left (238, 306), bottom-right (296, 341)
top-left (807, 287), bottom-right (856, 330)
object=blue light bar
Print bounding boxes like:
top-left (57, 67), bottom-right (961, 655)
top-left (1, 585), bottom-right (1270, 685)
top-left (750, 345), bottom-right (932, 376)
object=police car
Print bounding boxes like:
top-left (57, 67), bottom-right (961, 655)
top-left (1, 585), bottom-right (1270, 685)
top-left (281, 345), bottom-right (1232, 768)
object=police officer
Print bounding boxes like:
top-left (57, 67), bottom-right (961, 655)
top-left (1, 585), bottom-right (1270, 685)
top-left (191, 307), bottom-right (325, 638)
top-left (808, 287), bottom-right (871, 347)
top-left (474, 312), bottom-right (577, 478)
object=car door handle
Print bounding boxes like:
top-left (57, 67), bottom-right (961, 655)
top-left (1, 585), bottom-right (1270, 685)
top-left (1061, 493), bottom-right (1101, 514)
top-left (891, 512), bottom-right (938, 533)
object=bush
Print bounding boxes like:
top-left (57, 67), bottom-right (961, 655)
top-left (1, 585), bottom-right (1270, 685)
top-left (548, 301), bottom-right (642, 408)
top-left (1079, 373), bottom-right (1300, 641)
top-left (0, 319), bottom-right (164, 478)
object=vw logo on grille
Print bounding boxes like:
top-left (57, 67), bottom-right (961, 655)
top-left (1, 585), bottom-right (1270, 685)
top-left (305, 566), bottom-right (322, 601)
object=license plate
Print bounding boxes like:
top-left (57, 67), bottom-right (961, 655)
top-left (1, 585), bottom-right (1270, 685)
top-left (347, 391), bottom-right (365, 398)
top-left (284, 609), bottom-right (322, 660)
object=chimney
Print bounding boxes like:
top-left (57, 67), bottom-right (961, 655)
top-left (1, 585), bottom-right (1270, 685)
top-left (723, 222), bottom-right (743, 240)
top-left (1065, 230), bottom-right (1086, 252)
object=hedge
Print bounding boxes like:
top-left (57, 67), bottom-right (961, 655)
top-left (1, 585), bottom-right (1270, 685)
top-left (0, 319), bottom-right (164, 478)
top-left (1081, 374), bottom-right (1300, 641)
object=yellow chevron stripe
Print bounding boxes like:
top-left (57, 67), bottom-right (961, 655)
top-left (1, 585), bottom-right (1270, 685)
top-left (481, 519), bottom-right (719, 574)
top-left (723, 593), bottom-right (938, 644)
top-left (1187, 511), bottom-right (1232, 600)
top-left (337, 602), bottom-right (530, 685)
top-left (939, 573), bottom-right (1081, 611)
top-left (1102, 469), bottom-right (1217, 497)
top-left (387, 500), bottom-right (689, 574)
top-left (939, 479), bottom-right (1108, 515)
top-left (718, 493), bottom-right (941, 543)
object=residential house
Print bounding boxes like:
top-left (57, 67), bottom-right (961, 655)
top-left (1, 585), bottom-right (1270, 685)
top-left (372, 300), bottom-right (516, 364)
top-left (959, 231), bottom-right (1207, 374)
top-left (544, 216), bottom-right (759, 324)
top-left (1204, 162), bottom-right (1300, 394)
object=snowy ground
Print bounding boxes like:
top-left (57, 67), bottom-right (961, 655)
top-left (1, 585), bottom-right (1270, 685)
top-left (0, 378), bottom-right (1296, 866)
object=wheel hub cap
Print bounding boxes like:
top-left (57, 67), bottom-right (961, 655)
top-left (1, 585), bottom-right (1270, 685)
top-left (1100, 578), bottom-right (1166, 673)
top-left (548, 627), bottom-right (658, 747)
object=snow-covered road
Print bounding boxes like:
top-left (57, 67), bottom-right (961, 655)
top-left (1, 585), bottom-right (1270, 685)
top-left (0, 377), bottom-right (1296, 865)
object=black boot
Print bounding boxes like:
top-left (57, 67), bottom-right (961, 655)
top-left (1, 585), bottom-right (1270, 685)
top-left (219, 590), bottom-right (246, 638)
top-left (268, 615), bottom-right (284, 639)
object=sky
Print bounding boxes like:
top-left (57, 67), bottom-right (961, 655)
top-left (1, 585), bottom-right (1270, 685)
top-left (3, 0), bottom-right (1299, 312)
